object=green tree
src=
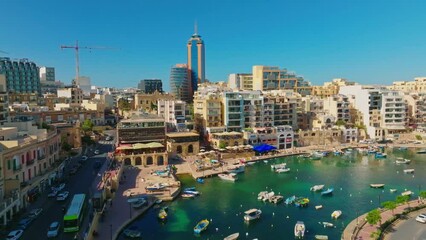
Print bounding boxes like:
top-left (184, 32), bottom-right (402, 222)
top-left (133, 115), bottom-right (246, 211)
top-left (219, 142), bottom-right (227, 149)
top-left (396, 195), bottom-right (410, 209)
top-left (335, 119), bottom-right (346, 126)
top-left (41, 122), bottom-right (51, 130)
top-left (415, 135), bottom-right (422, 140)
top-left (366, 209), bottom-right (382, 226)
top-left (117, 98), bottom-right (131, 115)
top-left (81, 119), bottom-right (94, 134)
top-left (419, 191), bottom-right (426, 202)
top-left (381, 201), bottom-right (397, 215)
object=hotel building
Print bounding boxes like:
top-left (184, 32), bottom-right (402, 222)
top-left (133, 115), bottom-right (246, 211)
top-left (187, 31), bottom-right (205, 95)
top-left (170, 64), bottom-right (191, 102)
top-left (0, 58), bottom-right (41, 95)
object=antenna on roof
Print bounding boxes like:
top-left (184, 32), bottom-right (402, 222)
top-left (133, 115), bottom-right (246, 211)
top-left (194, 20), bottom-right (198, 34)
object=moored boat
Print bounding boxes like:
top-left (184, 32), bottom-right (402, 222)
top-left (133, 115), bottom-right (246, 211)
top-left (262, 191), bottom-right (275, 202)
top-left (370, 184), bottom-right (385, 188)
top-left (183, 190), bottom-right (200, 195)
top-left (227, 164), bottom-right (245, 174)
top-left (315, 235), bottom-right (329, 240)
top-left (294, 221), bottom-right (305, 239)
top-left (130, 198), bottom-right (147, 209)
top-left (396, 158), bottom-right (411, 164)
top-left (331, 210), bottom-right (342, 219)
top-left (182, 193), bottom-right (195, 199)
top-left (146, 182), bottom-right (166, 191)
top-left (271, 163), bottom-right (287, 169)
top-left (123, 226), bottom-right (141, 238)
top-left (218, 173), bottom-right (238, 182)
top-left (257, 191), bottom-right (268, 201)
top-left (417, 149), bottom-right (426, 154)
top-left (196, 178), bottom-right (204, 184)
top-left (194, 219), bottom-right (209, 234)
top-left (269, 195), bottom-right (283, 204)
top-left (310, 184), bottom-right (325, 191)
top-left (295, 197), bottom-right (309, 207)
top-left (390, 189), bottom-right (397, 193)
top-left (321, 188), bottom-right (334, 195)
top-left (275, 167), bottom-right (290, 173)
top-left (184, 187), bottom-right (196, 191)
top-left (320, 221), bottom-right (334, 228)
top-left (244, 208), bottom-right (262, 221)
top-left (158, 207), bottom-right (168, 221)
top-left (403, 169), bottom-right (415, 174)
top-left (285, 195), bottom-right (296, 205)
top-left (401, 190), bottom-right (413, 196)
top-left (247, 161), bottom-right (256, 165)
top-left (224, 232), bottom-right (240, 240)
top-left (315, 205), bottom-right (323, 210)
top-left (375, 152), bottom-right (387, 158)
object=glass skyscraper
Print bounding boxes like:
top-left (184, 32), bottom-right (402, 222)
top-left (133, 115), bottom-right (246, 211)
top-left (0, 57), bottom-right (41, 95)
top-left (170, 64), bottom-right (191, 102)
top-left (187, 31), bottom-right (205, 94)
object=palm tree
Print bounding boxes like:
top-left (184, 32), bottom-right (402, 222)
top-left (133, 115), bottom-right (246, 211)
top-left (381, 201), bottom-right (397, 215)
top-left (396, 195), bottom-right (410, 210)
top-left (366, 208), bottom-right (382, 226)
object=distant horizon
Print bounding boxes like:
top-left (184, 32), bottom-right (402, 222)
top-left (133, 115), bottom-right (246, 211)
top-left (2, 0), bottom-right (426, 91)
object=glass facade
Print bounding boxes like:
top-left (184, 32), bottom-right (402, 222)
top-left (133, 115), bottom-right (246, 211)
top-left (170, 64), bottom-right (191, 102)
top-left (187, 33), bottom-right (205, 94)
top-left (0, 57), bottom-right (41, 95)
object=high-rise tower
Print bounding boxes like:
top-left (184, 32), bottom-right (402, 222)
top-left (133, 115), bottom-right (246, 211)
top-left (187, 23), bottom-right (205, 95)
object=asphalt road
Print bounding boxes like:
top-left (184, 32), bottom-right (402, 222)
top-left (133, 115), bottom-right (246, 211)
top-left (16, 131), bottom-right (116, 240)
top-left (388, 212), bottom-right (426, 240)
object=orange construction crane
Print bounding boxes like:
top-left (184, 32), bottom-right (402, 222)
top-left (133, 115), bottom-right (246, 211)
top-left (60, 40), bottom-right (115, 86)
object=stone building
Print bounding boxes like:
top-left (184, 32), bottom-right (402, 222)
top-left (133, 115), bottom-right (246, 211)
top-left (166, 132), bottom-right (199, 157)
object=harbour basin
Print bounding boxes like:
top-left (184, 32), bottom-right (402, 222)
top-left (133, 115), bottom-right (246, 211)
top-left (118, 148), bottom-right (426, 240)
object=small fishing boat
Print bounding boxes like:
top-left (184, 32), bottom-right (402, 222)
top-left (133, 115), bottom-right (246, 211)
top-left (390, 189), bottom-right (397, 193)
top-left (285, 195), bottom-right (296, 205)
top-left (417, 149), bottom-right (426, 154)
top-left (401, 190), bottom-right (413, 196)
top-left (131, 198), bottom-right (147, 209)
top-left (320, 222), bottom-right (334, 228)
top-left (224, 232), bottom-right (240, 240)
top-left (398, 147), bottom-right (408, 151)
top-left (244, 209), bottom-right (262, 221)
top-left (403, 169), bottom-right (415, 174)
top-left (184, 187), bottom-right (196, 191)
top-left (375, 152), bottom-right (387, 158)
top-left (257, 191), bottom-right (268, 200)
top-left (262, 191), bottom-right (275, 202)
top-left (310, 184), bottom-right (325, 191)
top-left (247, 161), bottom-right (256, 165)
top-left (270, 195), bottom-right (284, 204)
top-left (315, 235), bottom-right (329, 240)
top-left (321, 188), bottom-right (334, 195)
top-left (183, 190), bottom-right (200, 195)
top-left (294, 221), bottom-right (305, 239)
top-left (146, 182), bottom-right (166, 191)
top-left (315, 205), bottom-right (323, 210)
top-left (155, 199), bottom-right (163, 204)
top-left (194, 219), bottom-right (209, 234)
top-left (370, 184), bottom-right (385, 188)
top-left (295, 197), bottom-right (309, 207)
top-left (182, 193), bottom-right (195, 198)
top-left (271, 163), bottom-right (287, 169)
top-left (158, 207), bottom-right (168, 221)
top-left (218, 173), bottom-right (238, 182)
top-left (196, 178), bottom-right (204, 184)
top-left (263, 160), bottom-right (268, 164)
top-left (123, 226), bottom-right (141, 238)
top-left (227, 164), bottom-right (245, 174)
top-left (276, 167), bottom-right (290, 173)
top-left (331, 210), bottom-right (342, 219)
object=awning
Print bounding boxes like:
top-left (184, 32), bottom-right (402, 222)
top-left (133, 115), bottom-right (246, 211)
top-left (253, 144), bottom-right (277, 153)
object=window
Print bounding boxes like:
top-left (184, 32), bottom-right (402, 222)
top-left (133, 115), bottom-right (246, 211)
top-left (7, 160), bottom-right (10, 170)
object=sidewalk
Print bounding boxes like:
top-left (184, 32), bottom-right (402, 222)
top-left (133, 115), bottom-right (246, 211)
top-left (342, 200), bottom-right (425, 240)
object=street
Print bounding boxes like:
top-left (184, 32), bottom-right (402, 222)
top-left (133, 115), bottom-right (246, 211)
top-left (388, 213), bottom-right (426, 240)
top-left (17, 130), bottom-right (116, 240)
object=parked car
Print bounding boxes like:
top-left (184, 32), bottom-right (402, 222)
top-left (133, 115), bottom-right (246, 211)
top-left (47, 221), bottom-right (60, 238)
top-left (94, 150), bottom-right (100, 155)
top-left (82, 156), bottom-right (88, 161)
top-left (28, 208), bottom-right (43, 218)
top-left (416, 214), bottom-right (426, 223)
top-left (57, 191), bottom-right (69, 201)
top-left (48, 190), bottom-right (58, 198)
top-left (55, 183), bottom-right (65, 192)
top-left (6, 230), bottom-right (23, 240)
top-left (18, 217), bottom-right (34, 229)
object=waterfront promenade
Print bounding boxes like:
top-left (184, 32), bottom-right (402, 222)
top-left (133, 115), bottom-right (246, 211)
top-left (342, 199), bottom-right (425, 240)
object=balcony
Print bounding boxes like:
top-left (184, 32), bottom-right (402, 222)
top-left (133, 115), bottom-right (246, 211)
top-left (26, 159), bottom-right (35, 166)
top-left (38, 155), bottom-right (46, 161)
top-left (13, 165), bottom-right (22, 172)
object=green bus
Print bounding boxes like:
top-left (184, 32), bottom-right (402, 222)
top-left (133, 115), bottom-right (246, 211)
top-left (63, 193), bottom-right (86, 232)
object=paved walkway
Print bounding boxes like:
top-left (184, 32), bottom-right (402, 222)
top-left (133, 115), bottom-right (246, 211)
top-left (342, 200), bottom-right (425, 240)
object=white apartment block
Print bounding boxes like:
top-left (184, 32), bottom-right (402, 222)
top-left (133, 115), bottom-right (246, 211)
top-left (340, 85), bottom-right (407, 140)
top-left (157, 99), bottom-right (187, 131)
top-left (323, 94), bottom-right (351, 123)
top-left (228, 73), bottom-right (253, 90)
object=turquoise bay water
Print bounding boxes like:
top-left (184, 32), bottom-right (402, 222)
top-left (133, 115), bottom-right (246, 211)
top-left (118, 149), bottom-right (426, 240)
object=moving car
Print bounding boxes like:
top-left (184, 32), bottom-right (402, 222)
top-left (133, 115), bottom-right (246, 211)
top-left (6, 230), bottom-right (23, 240)
top-left (28, 208), bottom-right (43, 218)
top-left (57, 191), bottom-right (69, 201)
top-left (416, 214), bottom-right (426, 223)
top-left (18, 217), bottom-right (34, 229)
top-left (47, 221), bottom-right (60, 238)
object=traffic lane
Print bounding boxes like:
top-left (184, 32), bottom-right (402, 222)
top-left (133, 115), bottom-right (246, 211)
top-left (20, 152), bottom-right (107, 240)
top-left (388, 215), bottom-right (426, 240)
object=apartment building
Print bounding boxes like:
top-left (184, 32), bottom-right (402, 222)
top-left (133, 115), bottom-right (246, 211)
top-left (133, 92), bottom-right (174, 113)
top-left (264, 90), bottom-right (300, 130)
top-left (389, 77), bottom-right (426, 93)
top-left (228, 73), bottom-right (253, 90)
top-left (252, 66), bottom-right (312, 96)
top-left (157, 99), bottom-right (187, 131)
top-left (9, 109), bottom-right (104, 125)
top-left (323, 95), bottom-right (351, 123)
top-left (311, 78), bottom-right (356, 97)
top-left (57, 86), bottom-right (83, 104)
top-left (243, 125), bottom-right (294, 149)
top-left (404, 93), bottom-right (426, 130)
top-left (0, 58), bottom-right (41, 95)
top-left (0, 75), bottom-right (8, 124)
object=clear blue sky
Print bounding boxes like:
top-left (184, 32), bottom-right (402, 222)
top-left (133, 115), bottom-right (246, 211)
top-left (1, 0), bottom-right (426, 91)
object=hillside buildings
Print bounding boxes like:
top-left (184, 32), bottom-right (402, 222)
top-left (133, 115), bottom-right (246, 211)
top-left (138, 79), bottom-right (163, 93)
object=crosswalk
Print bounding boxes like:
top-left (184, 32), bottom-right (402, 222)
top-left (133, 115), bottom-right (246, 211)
top-left (98, 140), bottom-right (115, 145)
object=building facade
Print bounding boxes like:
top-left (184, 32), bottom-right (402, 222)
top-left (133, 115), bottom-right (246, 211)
top-left (187, 31), bottom-right (205, 94)
top-left (0, 75), bottom-right (8, 124)
top-left (157, 99), bottom-right (187, 131)
top-left (170, 64), bottom-right (191, 102)
top-left (0, 58), bottom-right (41, 95)
top-left (138, 79), bottom-right (163, 93)
top-left (166, 132), bottom-right (199, 157)
top-left (228, 73), bottom-right (253, 90)
top-left (39, 67), bottom-right (55, 82)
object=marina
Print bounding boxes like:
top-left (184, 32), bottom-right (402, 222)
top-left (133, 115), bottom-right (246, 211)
top-left (117, 147), bottom-right (426, 240)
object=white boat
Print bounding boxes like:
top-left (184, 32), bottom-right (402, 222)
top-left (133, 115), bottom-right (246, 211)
top-left (181, 193), bottom-right (195, 198)
top-left (227, 164), bottom-right (245, 174)
top-left (417, 149), bottom-right (426, 154)
top-left (390, 189), bottom-right (397, 193)
top-left (320, 222), bottom-right (334, 228)
top-left (269, 195), bottom-right (283, 204)
top-left (370, 184), bottom-right (385, 188)
top-left (331, 210), bottom-right (342, 219)
top-left (401, 190), bottom-right (413, 196)
top-left (131, 198), bottom-right (147, 209)
top-left (146, 182), bottom-right (166, 191)
top-left (276, 168), bottom-right (290, 173)
top-left (218, 173), bottom-right (238, 182)
top-left (263, 160), bottom-right (268, 164)
top-left (262, 191), bottom-right (275, 202)
top-left (310, 185), bottom-right (325, 191)
top-left (396, 158), bottom-right (411, 164)
top-left (224, 232), bottom-right (239, 240)
top-left (244, 209), bottom-right (262, 221)
top-left (183, 190), bottom-right (200, 195)
top-left (315, 235), bottom-right (329, 240)
top-left (247, 162), bottom-right (256, 165)
top-left (271, 163), bottom-right (286, 169)
top-left (403, 169), bottom-right (415, 174)
top-left (294, 221), bottom-right (305, 238)
top-left (257, 191), bottom-right (268, 200)
top-left (315, 205), bottom-right (323, 210)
